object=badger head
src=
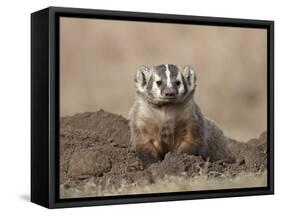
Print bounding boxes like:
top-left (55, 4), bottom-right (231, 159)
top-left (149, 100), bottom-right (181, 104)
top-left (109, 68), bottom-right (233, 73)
top-left (135, 64), bottom-right (197, 105)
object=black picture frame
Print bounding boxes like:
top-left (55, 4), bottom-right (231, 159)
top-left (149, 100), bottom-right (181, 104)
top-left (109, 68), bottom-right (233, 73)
top-left (31, 6), bottom-right (274, 209)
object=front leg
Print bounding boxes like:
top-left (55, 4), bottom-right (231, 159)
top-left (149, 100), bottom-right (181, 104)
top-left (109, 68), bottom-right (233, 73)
top-left (132, 129), bottom-right (162, 168)
top-left (136, 140), bottom-right (162, 168)
top-left (176, 124), bottom-right (208, 159)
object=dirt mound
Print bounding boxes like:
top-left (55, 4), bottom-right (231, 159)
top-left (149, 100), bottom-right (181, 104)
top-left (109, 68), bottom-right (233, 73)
top-left (60, 110), bottom-right (267, 198)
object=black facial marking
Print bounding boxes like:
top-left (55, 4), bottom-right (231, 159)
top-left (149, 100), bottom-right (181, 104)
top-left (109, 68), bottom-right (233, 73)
top-left (154, 65), bottom-right (167, 95)
top-left (168, 64), bottom-right (179, 80)
top-left (168, 64), bottom-right (180, 92)
top-left (166, 64), bottom-right (180, 95)
top-left (168, 82), bottom-right (178, 95)
top-left (154, 64), bottom-right (167, 80)
top-left (146, 76), bottom-right (154, 95)
top-left (160, 81), bottom-right (167, 96)
top-left (141, 71), bottom-right (147, 87)
top-left (155, 64), bottom-right (166, 73)
top-left (181, 73), bottom-right (188, 95)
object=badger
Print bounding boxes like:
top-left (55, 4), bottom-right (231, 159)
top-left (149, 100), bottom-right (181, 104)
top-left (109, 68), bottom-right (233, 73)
top-left (129, 64), bottom-right (235, 167)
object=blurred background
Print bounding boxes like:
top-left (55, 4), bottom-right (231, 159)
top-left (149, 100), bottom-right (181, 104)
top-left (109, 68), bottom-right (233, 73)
top-left (60, 17), bottom-right (267, 142)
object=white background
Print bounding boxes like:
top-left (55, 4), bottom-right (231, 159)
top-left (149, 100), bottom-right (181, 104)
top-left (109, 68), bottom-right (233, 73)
top-left (0, 0), bottom-right (279, 215)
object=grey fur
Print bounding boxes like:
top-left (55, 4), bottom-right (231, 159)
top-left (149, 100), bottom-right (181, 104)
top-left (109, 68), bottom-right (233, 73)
top-left (129, 64), bottom-right (235, 167)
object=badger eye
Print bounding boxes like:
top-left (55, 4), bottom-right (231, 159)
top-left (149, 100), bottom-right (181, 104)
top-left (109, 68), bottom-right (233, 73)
top-left (175, 80), bottom-right (181, 86)
top-left (156, 80), bottom-right (162, 86)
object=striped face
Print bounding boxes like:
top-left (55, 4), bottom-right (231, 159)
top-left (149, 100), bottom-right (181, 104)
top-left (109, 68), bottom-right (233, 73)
top-left (135, 64), bottom-right (197, 105)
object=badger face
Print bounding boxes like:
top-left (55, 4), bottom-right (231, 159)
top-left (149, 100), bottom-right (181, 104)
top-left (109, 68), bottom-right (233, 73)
top-left (135, 64), bottom-right (197, 105)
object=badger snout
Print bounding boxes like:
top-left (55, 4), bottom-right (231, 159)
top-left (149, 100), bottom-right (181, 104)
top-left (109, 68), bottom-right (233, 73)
top-left (163, 88), bottom-right (177, 98)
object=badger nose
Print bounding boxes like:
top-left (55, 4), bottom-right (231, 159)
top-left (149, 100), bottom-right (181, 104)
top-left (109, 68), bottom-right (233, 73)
top-left (164, 89), bottom-right (176, 97)
top-left (165, 92), bottom-right (175, 97)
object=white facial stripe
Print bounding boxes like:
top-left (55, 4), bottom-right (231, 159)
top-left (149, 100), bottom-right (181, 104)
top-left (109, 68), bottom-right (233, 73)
top-left (165, 64), bottom-right (172, 88)
top-left (176, 71), bottom-right (182, 80)
top-left (154, 73), bottom-right (161, 81)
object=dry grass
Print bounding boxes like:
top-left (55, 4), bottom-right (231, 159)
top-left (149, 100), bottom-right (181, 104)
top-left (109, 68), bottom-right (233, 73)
top-left (60, 171), bottom-right (267, 199)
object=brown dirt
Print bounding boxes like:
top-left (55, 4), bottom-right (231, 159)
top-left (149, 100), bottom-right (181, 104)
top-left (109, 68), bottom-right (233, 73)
top-left (60, 110), bottom-right (267, 198)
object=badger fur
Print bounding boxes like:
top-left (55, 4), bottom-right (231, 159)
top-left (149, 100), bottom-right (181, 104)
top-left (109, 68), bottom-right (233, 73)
top-left (129, 64), bottom-right (235, 167)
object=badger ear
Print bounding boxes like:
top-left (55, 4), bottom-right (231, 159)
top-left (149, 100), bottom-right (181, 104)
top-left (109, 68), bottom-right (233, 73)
top-left (135, 66), bottom-right (150, 92)
top-left (183, 65), bottom-right (197, 90)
